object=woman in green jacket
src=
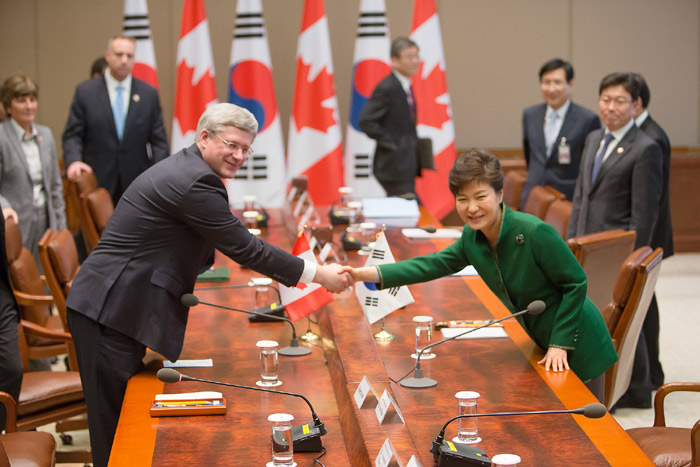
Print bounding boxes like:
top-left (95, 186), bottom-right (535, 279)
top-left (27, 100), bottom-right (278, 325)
top-left (345, 149), bottom-right (617, 399)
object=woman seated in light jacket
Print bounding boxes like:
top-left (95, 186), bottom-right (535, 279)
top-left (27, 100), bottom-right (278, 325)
top-left (344, 149), bottom-right (617, 400)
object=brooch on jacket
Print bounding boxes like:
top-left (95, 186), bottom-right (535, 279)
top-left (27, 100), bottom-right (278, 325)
top-left (515, 234), bottom-right (525, 245)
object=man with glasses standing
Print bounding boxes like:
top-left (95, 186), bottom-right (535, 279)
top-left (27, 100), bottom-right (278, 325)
top-left (65, 103), bottom-right (353, 467)
top-left (63, 35), bottom-right (169, 204)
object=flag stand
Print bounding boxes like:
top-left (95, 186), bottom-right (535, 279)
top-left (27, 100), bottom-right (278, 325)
top-left (299, 316), bottom-right (320, 343)
top-left (373, 318), bottom-right (394, 341)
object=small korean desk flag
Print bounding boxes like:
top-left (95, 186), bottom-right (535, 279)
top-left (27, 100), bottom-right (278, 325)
top-left (356, 231), bottom-right (414, 324)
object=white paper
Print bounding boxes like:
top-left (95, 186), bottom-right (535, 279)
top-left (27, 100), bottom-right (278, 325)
top-left (452, 265), bottom-right (478, 276)
top-left (440, 327), bottom-right (508, 339)
top-left (155, 391), bottom-right (222, 401)
top-left (163, 359), bottom-right (213, 368)
top-left (375, 438), bottom-right (395, 467)
top-left (362, 197), bottom-right (420, 218)
top-left (401, 228), bottom-right (461, 239)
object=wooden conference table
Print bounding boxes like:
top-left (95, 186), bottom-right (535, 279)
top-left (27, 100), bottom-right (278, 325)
top-left (109, 208), bottom-right (652, 466)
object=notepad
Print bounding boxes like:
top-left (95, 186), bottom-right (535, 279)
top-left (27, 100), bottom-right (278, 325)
top-left (151, 392), bottom-right (226, 417)
top-left (163, 359), bottom-right (213, 368)
top-left (440, 327), bottom-right (508, 339)
top-left (196, 267), bottom-right (230, 282)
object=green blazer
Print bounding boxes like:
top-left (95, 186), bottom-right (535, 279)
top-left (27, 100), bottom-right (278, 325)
top-left (378, 205), bottom-right (617, 382)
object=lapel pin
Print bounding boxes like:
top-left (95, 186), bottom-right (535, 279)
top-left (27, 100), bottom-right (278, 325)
top-left (516, 234), bottom-right (525, 245)
top-left (616, 147), bottom-right (624, 154)
top-left (133, 94), bottom-right (140, 103)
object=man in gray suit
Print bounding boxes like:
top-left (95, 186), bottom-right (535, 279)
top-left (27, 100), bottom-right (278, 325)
top-left (521, 58), bottom-right (600, 207)
top-left (65, 103), bottom-right (352, 467)
top-left (568, 72), bottom-right (662, 254)
top-left (63, 35), bottom-right (169, 204)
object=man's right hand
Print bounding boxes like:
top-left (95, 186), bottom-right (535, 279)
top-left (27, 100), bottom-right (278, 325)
top-left (313, 263), bottom-right (353, 293)
top-left (66, 161), bottom-right (93, 180)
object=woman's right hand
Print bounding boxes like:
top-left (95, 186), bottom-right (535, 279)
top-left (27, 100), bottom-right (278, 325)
top-left (341, 266), bottom-right (378, 283)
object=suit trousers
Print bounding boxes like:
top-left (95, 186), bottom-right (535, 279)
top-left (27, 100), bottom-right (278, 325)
top-left (0, 281), bottom-right (22, 432)
top-left (67, 308), bottom-right (146, 467)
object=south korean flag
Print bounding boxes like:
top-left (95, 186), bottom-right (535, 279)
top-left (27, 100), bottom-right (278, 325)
top-left (355, 231), bottom-right (414, 324)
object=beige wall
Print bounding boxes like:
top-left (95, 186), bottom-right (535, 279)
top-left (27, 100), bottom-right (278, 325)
top-left (1, 0), bottom-right (698, 156)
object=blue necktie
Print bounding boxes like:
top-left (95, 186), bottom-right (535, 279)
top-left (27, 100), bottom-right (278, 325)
top-left (544, 111), bottom-right (558, 158)
top-left (591, 133), bottom-right (614, 183)
top-left (113, 84), bottom-right (125, 140)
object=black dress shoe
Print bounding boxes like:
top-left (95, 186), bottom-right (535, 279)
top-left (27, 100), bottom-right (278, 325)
top-left (613, 393), bottom-right (652, 410)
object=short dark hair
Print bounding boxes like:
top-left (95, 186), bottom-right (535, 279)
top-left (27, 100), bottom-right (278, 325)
top-left (91, 57), bottom-right (108, 77)
top-left (539, 58), bottom-right (574, 82)
top-left (1, 74), bottom-right (38, 113)
top-left (449, 149), bottom-right (503, 196)
top-left (632, 73), bottom-right (650, 108)
top-left (598, 72), bottom-right (642, 101)
top-left (390, 37), bottom-right (418, 59)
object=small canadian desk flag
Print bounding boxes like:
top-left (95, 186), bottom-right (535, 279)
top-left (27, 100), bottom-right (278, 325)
top-left (279, 233), bottom-right (334, 322)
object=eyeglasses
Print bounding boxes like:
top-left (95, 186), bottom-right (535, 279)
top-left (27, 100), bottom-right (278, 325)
top-left (214, 132), bottom-right (253, 156)
top-left (599, 96), bottom-right (632, 107)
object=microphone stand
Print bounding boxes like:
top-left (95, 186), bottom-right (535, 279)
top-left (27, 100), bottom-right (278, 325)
top-left (183, 294), bottom-right (311, 356)
top-left (401, 301), bottom-right (545, 388)
top-left (195, 282), bottom-right (286, 322)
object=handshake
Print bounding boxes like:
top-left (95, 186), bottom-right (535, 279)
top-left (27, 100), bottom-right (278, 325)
top-left (313, 264), bottom-right (377, 293)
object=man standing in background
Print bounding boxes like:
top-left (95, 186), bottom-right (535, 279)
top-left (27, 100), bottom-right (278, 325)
top-left (521, 58), bottom-right (600, 207)
top-left (63, 35), bottom-right (168, 204)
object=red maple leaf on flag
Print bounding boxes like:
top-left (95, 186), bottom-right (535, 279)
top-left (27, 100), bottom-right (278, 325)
top-left (291, 57), bottom-right (337, 133)
top-left (412, 62), bottom-right (450, 129)
top-left (295, 282), bottom-right (308, 290)
top-left (174, 61), bottom-right (217, 133)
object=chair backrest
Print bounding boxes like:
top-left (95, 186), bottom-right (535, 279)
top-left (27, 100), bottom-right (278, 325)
top-left (68, 172), bottom-right (100, 253)
top-left (83, 187), bottom-right (114, 249)
top-left (38, 229), bottom-right (80, 330)
top-left (523, 185), bottom-right (563, 219)
top-left (567, 229), bottom-right (637, 312)
top-left (502, 169), bottom-right (527, 211)
top-left (4, 218), bottom-right (51, 328)
top-left (543, 199), bottom-right (572, 239)
top-left (603, 247), bottom-right (664, 409)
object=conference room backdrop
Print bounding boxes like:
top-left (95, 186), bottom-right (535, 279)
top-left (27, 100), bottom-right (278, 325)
top-left (1, 0), bottom-right (698, 154)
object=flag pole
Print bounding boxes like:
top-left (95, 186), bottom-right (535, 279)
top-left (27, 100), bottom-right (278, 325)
top-left (373, 317), bottom-right (394, 341)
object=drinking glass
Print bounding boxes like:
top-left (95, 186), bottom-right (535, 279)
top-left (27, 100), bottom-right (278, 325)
top-left (256, 340), bottom-right (281, 387)
top-left (267, 413), bottom-right (295, 467)
top-left (453, 391), bottom-right (481, 444)
top-left (243, 210), bottom-right (259, 229)
top-left (411, 315), bottom-right (435, 359)
top-left (491, 454), bottom-right (521, 466)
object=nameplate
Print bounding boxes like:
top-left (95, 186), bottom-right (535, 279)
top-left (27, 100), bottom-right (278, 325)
top-left (375, 389), bottom-right (405, 424)
top-left (405, 455), bottom-right (422, 467)
top-left (354, 375), bottom-right (378, 409)
top-left (375, 438), bottom-right (398, 467)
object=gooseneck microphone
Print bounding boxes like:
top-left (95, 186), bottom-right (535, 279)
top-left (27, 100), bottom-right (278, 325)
top-left (429, 402), bottom-right (607, 466)
top-left (181, 293), bottom-right (311, 356)
top-left (400, 300), bottom-right (546, 388)
top-left (157, 368), bottom-right (326, 452)
top-left (195, 280), bottom-right (286, 322)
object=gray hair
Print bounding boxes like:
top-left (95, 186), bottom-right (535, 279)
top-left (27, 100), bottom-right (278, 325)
top-left (195, 103), bottom-right (258, 143)
top-left (391, 36), bottom-right (418, 58)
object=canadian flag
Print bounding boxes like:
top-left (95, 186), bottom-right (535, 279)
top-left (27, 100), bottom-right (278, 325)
top-left (279, 233), bottom-right (334, 323)
top-left (171, 0), bottom-right (218, 154)
top-left (343, 0), bottom-right (391, 198)
top-left (287, 0), bottom-right (344, 205)
top-left (411, 0), bottom-right (457, 220)
top-left (122, 0), bottom-right (159, 89)
top-left (226, 0), bottom-right (286, 208)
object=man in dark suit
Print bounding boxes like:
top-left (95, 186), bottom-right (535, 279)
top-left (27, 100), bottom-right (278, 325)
top-left (63, 35), bottom-right (168, 204)
top-left (359, 37), bottom-right (420, 197)
top-left (568, 72), bottom-right (662, 251)
top-left (0, 205), bottom-right (23, 432)
top-left (521, 58), bottom-right (600, 207)
top-left (65, 103), bottom-right (352, 467)
top-left (618, 74), bottom-right (674, 407)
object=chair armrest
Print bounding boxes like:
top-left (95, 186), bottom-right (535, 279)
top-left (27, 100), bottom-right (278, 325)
top-left (692, 418), bottom-right (700, 467)
top-left (0, 391), bottom-right (18, 433)
top-left (13, 290), bottom-right (54, 307)
top-left (652, 382), bottom-right (700, 427)
top-left (20, 319), bottom-right (72, 342)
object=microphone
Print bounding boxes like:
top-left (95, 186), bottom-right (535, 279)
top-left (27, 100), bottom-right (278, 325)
top-left (157, 368), bottom-right (326, 452)
top-left (195, 279), bottom-right (286, 322)
top-left (401, 300), bottom-right (546, 388)
top-left (429, 403), bottom-right (607, 466)
top-left (181, 293), bottom-right (311, 356)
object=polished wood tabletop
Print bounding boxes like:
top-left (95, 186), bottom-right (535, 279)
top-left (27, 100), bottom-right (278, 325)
top-left (109, 207), bottom-right (652, 466)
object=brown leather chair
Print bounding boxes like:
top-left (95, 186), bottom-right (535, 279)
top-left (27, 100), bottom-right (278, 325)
top-left (502, 169), bottom-right (527, 211)
top-left (522, 185), bottom-right (564, 219)
top-left (37, 229), bottom-right (80, 334)
top-left (0, 320), bottom-right (90, 464)
top-left (601, 247), bottom-right (663, 409)
top-left (66, 171), bottom-right (100, 253)
top-left (543, 198), bottom-right (572, 239)
top-left (81, 187), bottom-right (114, 251)
top-left (567, 229), bottom-right (637, 312)
top-left (0, 430), bottom-right (56, 467)
top-left (5, 218), bottom-right (69, 363)
top-left (626, 382), bottom-right (700, 467)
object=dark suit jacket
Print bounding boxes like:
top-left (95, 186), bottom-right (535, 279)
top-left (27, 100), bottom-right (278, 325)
top-left (639, 115), bottom-right (673, 257)
top-left (0, 120), bottom-right (67, 239)
top-left (522, 102), bottom-right (600, 205)
top-left (358, 73), bottom-right (418, 183)
top-left (62, 76), bottom-right (169, 202)
top-left (65, 144), bottom-right (304, 361)
top-left (567, 125), bottom-right (663, 250)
